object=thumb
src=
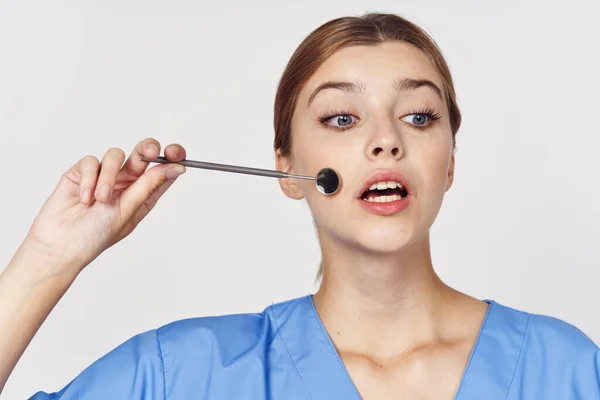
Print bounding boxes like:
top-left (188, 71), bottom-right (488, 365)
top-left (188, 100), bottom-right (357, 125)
top-left (119, 163), bottom-right (186, 219)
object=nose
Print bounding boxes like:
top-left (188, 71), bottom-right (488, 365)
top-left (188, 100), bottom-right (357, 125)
top-left (366, 123), bottom-right (404, 161)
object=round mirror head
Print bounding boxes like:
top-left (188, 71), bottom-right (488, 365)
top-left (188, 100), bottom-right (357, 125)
top-left (316, 168), bottom-right (341, 195)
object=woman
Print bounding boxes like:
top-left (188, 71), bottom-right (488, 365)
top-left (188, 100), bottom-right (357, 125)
top-left (1, 12), bottom-right (598, 400)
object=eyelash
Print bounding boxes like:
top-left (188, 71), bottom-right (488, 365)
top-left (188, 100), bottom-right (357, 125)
top-left (405, 107), bottom-right (442, 131)
top-left (317, 110), bottom-right (356, 132)
top-left (317, 107), bottom-right (442, 132)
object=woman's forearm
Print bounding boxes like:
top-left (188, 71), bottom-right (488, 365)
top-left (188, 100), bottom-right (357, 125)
top-left (0, 240), bottom-right (81, 394)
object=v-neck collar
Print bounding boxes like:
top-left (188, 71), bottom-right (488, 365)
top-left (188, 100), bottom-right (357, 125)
top-left (454, 299), bottom-right (530, 399)
top-left (269, 295), bottom-right (529, 400)
top-left (269, 296), bottom-right (362, 399)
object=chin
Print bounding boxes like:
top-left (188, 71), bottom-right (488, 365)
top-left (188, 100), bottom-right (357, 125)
top-left (314, 209), bottom-right (428, 254)
top-left (334, 222), bottom-right (420, 254)
top-left (361, 231), bottom-right (416, 254)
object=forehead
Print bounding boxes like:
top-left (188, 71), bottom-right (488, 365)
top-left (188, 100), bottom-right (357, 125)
top-left (299, 42), bottom-right (443, 100)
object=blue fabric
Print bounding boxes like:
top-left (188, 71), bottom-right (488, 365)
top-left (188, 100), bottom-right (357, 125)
top-left (29, 295), bottom-right (600, 399)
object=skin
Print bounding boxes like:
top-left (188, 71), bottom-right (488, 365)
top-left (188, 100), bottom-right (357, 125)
top-left (276, 42), bottom-right (488, 399)
top-left (0, 41), bottom-right (486, 399)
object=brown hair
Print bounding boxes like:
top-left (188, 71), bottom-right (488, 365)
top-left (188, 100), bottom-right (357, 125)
top-left (273, 12), bottom-right (461, 156)
top-left (272, 13), bottom-right (462, 278)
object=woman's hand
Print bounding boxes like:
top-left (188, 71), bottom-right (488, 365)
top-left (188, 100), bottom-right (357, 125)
top-left (0, 138), bottom-right (187, 393)
top-left (24, 138), bottom-right (187, 275)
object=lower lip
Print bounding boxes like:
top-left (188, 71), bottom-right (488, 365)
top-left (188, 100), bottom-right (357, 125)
top-left (359, 195), bottom-right (411, 215)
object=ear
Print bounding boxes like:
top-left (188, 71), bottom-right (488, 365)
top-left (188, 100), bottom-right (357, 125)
top-left (445, 153), bottom-right (455, 192)
top-left (276, 149), bottom-right (304, 200)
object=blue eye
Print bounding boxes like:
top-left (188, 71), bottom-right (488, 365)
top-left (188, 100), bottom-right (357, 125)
top-left (400, 109), bottom-right (441, 129)
top-left (326, 114), bottom-right (357, 128)
top-left (401, 113), bottom-right (431, 126)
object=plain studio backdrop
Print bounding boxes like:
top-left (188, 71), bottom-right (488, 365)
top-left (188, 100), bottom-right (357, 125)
top-left (1, 0), bottom-right (599, 397)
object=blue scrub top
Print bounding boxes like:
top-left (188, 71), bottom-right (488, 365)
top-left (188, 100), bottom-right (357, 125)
top-left (30, 295), bottom-right (600, 399)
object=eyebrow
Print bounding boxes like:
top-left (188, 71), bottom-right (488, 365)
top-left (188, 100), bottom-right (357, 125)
top-left (307, 78), bottom-right (444, 106)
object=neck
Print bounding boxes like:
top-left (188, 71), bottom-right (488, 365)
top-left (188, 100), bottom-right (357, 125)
top-left (312, 232), bottom-right (462, 357)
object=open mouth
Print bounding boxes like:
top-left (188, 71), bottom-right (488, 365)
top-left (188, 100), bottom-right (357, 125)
top-left (360, 181), bottom-right (408, 203)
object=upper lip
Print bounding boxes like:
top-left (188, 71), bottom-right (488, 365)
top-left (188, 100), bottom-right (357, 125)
top-left (356, 169), bottom-right (413, 198)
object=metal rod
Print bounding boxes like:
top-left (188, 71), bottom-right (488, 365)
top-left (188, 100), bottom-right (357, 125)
top-left (141, 156), bottom-right (315, 180)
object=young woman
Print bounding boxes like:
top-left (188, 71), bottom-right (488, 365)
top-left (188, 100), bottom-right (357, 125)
top-left (1, 12), bottom-right (598, 400)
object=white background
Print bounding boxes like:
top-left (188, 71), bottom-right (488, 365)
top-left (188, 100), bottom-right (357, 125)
top-left (1, 0), bottom-right (599, 397)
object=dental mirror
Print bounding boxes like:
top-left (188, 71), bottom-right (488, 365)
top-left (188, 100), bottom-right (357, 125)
top-left (141, 156), bottom-right (341, 195)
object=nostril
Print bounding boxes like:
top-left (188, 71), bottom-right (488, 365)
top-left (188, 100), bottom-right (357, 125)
top-left (372, 147), bottom-right (383, 156)
top-left (371, 147), bottom-right (400, 157)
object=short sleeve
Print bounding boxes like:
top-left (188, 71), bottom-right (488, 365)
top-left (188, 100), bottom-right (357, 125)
top-left (28, 330), bottom-right (165, 400)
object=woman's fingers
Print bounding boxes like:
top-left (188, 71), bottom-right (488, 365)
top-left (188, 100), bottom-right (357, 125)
top-left (94, 148), bottom-right (126, 203)
top-left (63, 139), bottom-right (188, 213)
top-left (130, 174), bottom-right (179, 224)
top-left (119, 140), bottom-right (187, 183)
top-left (78, 156), bottom-right (100, 204)
top-left (120, 138), bottom-right (161, 180)
top-left (164, 143), bottom-right (186, 162)
top-left (116, 141), bottom-right (187, 224)
top-left (118, 163), bottom-right (186, 220)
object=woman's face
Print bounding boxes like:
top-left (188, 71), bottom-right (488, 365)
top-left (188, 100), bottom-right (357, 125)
top-left (278, 41), bottom-right (455, 253)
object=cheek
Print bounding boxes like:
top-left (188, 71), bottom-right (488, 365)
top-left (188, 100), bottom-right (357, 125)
top-left (417, 145), bottom-right (453, 208)
top-left (430, 152), bottom-right (452, 182)
top-left (292, 127), bottom-right (354, 179)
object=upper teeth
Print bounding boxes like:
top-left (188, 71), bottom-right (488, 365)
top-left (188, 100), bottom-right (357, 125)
top-left (368, 181), bottom-right (403, 191)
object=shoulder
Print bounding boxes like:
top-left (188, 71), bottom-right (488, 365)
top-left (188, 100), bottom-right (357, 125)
top-left (29, 329), bottom-right (166, 398)
top-left (154, 296), bottom-right (307, 369)
top-left (528, 312), bottom-right (598, 351)
top-left (28, 299), bottom-right (304, 399)
top-left (491, 301), bottom-right (600, 391)
top-left (509, 303), bottom-right (597, 353)
top-left (155, 296), bottom-right (308, 345)
top-left (492, 300), bottom-right (598, 354)
top-left (524, 309), bottom-right (600, 378)
top-left (146, 297), bottom-right (308, 397)
top-left (156, 310), bottom-right (268, 357)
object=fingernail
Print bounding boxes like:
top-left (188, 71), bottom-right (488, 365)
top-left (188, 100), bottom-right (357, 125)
top-left (81, 188), bottom-right (91, 204)
top-left (97, 184), bottom-right (111, 200)
top-left (146, 144), bottom-right (159, 154)
top-left (166, 166), bottom-right (185, 179)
